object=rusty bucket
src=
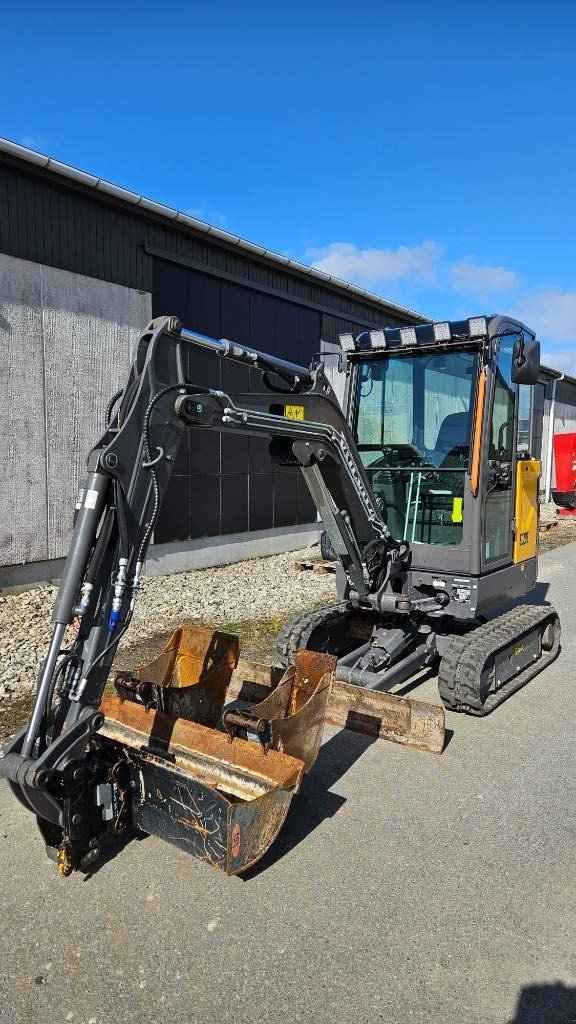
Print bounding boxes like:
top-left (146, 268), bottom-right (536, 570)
top-left (222, 650), bottom-right (334, 771)
top-left (98, 633), bottom-right (334, 874)
top-left (97, 693), bottom-right (306, 874)
top-left (114, 625), bottom-right (239, 729)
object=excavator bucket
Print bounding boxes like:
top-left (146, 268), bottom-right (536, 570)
top-left (92, 626), bottom-right (441, 877)
top-left (222, 650), bottom-right (334, 770)
top-left (97, 695), bottom-right (305, 874)
top-left (95, 631), bottom-right (334, 873)
top-left (228, 659), bottom-right (446, 755)
top-left (113, 624), bottom-right (240, 727)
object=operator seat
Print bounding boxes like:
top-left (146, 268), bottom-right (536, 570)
top-left (434, 411), bottom-right (471, 466)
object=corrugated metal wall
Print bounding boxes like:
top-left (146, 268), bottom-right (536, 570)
top-left (152, 260), bottom-right (322, 541)
top-left (0, 158), bottom-right (411, 329)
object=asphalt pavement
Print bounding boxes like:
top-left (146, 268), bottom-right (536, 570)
top-left (1, 543), bottom-right (575, 1024)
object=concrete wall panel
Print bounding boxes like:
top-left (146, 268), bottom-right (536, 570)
top-left (1, 253), bottom-right (151, 565)
top-left (42, 268), bottom-right (150, 558)
top-left (0, 254), bottom-right (47, 563)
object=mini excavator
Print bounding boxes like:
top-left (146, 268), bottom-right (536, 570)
top-left (0, 313), bottom-right (559, 874)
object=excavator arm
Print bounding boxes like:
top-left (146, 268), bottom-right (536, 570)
top-left (0, 315), bottom-right (410, 841)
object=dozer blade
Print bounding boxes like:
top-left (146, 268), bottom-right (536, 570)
top-left (97, 694), bottom-right (305, 874)
top-left (324, 680), bottom-right (445, 754)
top-left (229, 659), bottom-right (445, 755)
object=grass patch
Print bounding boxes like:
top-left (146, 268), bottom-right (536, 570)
top-left (114, 610), bottom-right (304, 676)
top-left (0, 691), bottom-right (35, 746)
top-left (218, 612), bottom-right (290, 661)
top-left (0, 606), bottom-right (322, 744)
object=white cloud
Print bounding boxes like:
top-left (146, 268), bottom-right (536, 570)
top-left (18, 135), bottom-right (45, 151)
top-left (450, 258), bottom-right (521, 299)
top-left (307, 241), bottom-right (443, 288)
top-left (539, 348), bottom-right (576, 374)
top-left (511, 288), bottom-right (576, 342)
top-left (307, 240), bottom-right (522, 304)
top-left (511, 288), bottom-right (576, 376)
top-left (305, 238), bottom-right (576, 372)
top-left (185, 205), bottom-right (230, 229)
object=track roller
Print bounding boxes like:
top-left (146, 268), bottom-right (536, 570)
top-left (438, 604), bottom-right (561, 715)
top-left (277, 602), bottom-right (376, 667)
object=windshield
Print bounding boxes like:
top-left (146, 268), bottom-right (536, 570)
top-left (354, 348), bottom-right (479, 546)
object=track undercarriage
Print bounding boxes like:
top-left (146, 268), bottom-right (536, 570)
top-left (277, 601), bottom-right (561, 716)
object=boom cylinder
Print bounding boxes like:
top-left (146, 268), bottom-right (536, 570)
top-left (177, 325), bottom-right (313, 385)
top-left (52, 471), bottom-right (110, 625)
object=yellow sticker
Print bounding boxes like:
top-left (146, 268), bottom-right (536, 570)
top-left (285, 405), bottom-right (304, 420)
top-left (451, 497), bottom-right (463, 523)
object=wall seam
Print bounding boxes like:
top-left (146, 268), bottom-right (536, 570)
top-left (39, 264), bottom-right (50, 559)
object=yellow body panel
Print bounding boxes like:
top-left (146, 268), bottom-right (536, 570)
top-left (513, 458), bottom-right (540, 562)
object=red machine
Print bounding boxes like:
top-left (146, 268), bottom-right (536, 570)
top-left (552, 432), bottom-right (576, 514)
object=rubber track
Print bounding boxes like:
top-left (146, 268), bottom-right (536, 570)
top-left (277, 601), bottom-right (351, 667)
top-left (438, 604), bottom-right (561, 715)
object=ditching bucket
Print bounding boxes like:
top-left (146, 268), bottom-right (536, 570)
top-left (97, 633), bottom-right (334, 873)
top-left (113, 625), bottom-right (239, 728)
top-left (97, 695), bottom-right (305, 874)
top-left (222, 650), bottom-right (334, 770)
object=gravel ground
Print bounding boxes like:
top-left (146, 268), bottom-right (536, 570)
top-left (538, 501), bottom-right (576, 552)
top-left (1, 503), bottom-right (574, 715)
top-left (0, 545), bottom-right (336, 709)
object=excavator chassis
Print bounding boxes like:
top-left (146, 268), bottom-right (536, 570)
top-left (278, 601), bottom-right (561, 717)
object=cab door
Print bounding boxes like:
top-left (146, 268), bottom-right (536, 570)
top-left (482, 334), bottom-right (517, 568)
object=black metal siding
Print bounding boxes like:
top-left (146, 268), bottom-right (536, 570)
top-left (555, 378), bottom-right (576, 409)
top-left (0, 162), bottom-right (150, 289)
top-left (0, 156), bottom-right (414, 329)
top-left (151, 260), bottom-right (319, 541)
top-left (0, 153), bottom-right (420, 545)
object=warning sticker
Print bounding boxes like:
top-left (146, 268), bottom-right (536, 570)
top-left (285, 405), bottom-right (304, 421)
top-left (84, 489), bottom-right (99, 510)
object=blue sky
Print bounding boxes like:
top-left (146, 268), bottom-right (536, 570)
top-left (2, 1), bottom-right (576, 370)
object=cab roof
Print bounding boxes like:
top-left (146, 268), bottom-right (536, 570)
top-left (341, 314), bottom-right (534, 356)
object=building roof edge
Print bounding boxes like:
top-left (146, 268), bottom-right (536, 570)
top-left (0, 137), bottom-right (431, 325)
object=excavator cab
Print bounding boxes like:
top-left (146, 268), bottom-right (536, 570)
top-left (279, 315), bottom-right (558, 715)
top-left (353, 347), bottom-right (476, 545)
top-left (343, 316), bottom-right (542, 617)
